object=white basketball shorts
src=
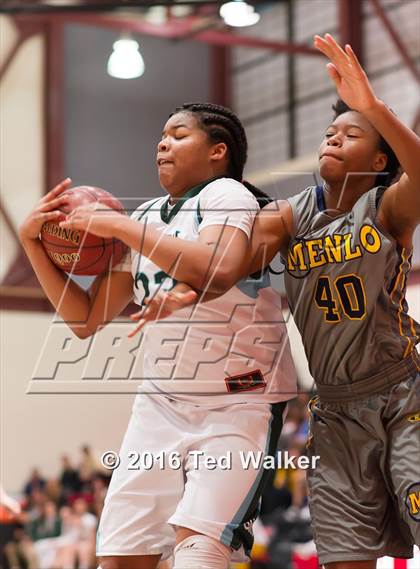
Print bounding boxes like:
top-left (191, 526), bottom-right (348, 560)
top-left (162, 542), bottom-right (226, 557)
top-left (96, 392), bottom-right (287, 560)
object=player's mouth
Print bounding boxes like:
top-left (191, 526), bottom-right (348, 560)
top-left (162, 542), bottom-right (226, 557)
top-left (157, 157), bottom-right (174, 167)
top-left (320, 152), bottom-right (343, 161)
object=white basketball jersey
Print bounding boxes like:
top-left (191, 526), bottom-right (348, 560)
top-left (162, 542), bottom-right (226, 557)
top-left (116, 177), bottom-right (297, 405)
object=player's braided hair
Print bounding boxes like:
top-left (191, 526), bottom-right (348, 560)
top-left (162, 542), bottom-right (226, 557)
top-left (332, 99), bottom-right (400, 187)
top-left (172, 102), bottom-right (272, 206)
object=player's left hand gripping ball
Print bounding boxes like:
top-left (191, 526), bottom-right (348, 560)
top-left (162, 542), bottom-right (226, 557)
top-left (40, 185), bottom-right (128, 275)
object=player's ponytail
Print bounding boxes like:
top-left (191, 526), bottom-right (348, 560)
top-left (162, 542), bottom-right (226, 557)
top-left (172, 103), bottom-right (272, 207)
top-left (242, 180), bottom-right (272, 207)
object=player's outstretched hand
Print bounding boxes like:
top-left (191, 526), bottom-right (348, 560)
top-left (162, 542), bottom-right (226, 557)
top-left (128, 287), bottom-right (198, 338)
top-left (19, 178), bottom-right (71, 242)
top-left (314, 33), bottom-right (378, 113)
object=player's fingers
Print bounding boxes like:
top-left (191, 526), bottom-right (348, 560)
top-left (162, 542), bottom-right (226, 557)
top-left (313, 35), bottom-right (331, 57)
top-left (58, 215), bottom-right (78, 229)
top-left (39, 210), bottom-right (66, 223)
top-left (40, 178), bottom-right (72, 203)
top-left (127, 319), bottom-right (146, 338)
top-left (129, 296), bottom-right (155, 321)
top-left (345, 44), bottom-right (365, 72)
top-left (324, 33), bottom-right (349, 61)
top-left (316, 35), bottom-right (349, 71)
top-left (146, 295), bottom-right (167, 318)
top-left (38, 194), bottom-right (69, 213)
top-left (314, 34), bottom-right (339, 58)
top-left (326, 63), bottom-right (341, 88)
top-left (129, 308), bottom-right (144, 321)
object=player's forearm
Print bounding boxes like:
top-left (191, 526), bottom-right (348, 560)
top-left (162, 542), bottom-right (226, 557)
top-left (114, 217), bottom-right (240, 293)
top-left (364, 99), bottom-right (420, 185)
top-left (20, 237), bottom-right (91, 332)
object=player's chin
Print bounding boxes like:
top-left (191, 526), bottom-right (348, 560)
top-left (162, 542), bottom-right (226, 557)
top-left (158, 171), bottom-right (175, 191)
top-left (319, 162), bottom-right (344, 182)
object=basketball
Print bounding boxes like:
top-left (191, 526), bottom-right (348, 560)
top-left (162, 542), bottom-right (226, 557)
top-left (40, 186), bottom-right (128, 275)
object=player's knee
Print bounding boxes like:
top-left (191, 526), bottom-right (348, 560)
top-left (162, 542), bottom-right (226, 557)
top-left (173, 534), bottom-right (231, 569)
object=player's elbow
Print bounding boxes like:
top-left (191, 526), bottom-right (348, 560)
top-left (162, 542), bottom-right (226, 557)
top-left (70, 325), bottom-right (95, 340)
top-left (213, 269), bottom-right (239, 293)
top-left (201, 267), bottom-right (239, 294)
top-left (186, 258), bottom-right (240, 294)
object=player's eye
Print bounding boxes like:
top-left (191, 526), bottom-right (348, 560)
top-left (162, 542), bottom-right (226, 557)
top-left (174, 130), bottom-right (189, 139)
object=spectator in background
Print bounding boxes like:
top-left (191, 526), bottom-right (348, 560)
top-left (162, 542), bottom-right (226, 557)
top-left (52, 505), bottom-right (81, 569)
top-left (286, 442), bottom-right (309, 517)
top-left (69, 498), bottom-right (97, 569)
top-left (44, 478), bottom-right (62, 506)
top-left (27, 500), bottom-right (61, 542)
top-left (59, 455), bottom-right (81, 501)
top-left (279, 395), bottom-right (310, 448)
top-left (91, 475), bottom-right (108, 520)
top-left (24, 488), bottom-right (46, 525)
top-left (23, 468), bottom-right (45, 499)
top-left (5, 500), bottom-right (61, 569)
top-left (30, 500), bottom-right (62, 568)
top-left (4, 525), bottom-right (39, 569)
top-left (78, 445), bottom-right (102, 490)
top-left (50, 499), bottom-right (97, 569)
top-left (1, 488), bottom-right (34, 569)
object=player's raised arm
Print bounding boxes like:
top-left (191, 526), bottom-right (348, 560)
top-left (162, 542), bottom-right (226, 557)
top-left (314, 33), bottom-right (420, 245)
top-left (19, 179), bottom-right (133, 339)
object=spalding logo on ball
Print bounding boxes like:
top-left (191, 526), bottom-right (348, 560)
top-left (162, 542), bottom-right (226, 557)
top-left (41, 186), bottom-right (128, 275)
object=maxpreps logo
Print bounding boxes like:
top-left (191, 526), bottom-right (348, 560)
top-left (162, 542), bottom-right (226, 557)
top-left (405, 482), bottom-right (420, 521)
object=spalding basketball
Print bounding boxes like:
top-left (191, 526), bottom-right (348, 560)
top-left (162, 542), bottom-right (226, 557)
top-left (40, 186), bottom-right (129, 275)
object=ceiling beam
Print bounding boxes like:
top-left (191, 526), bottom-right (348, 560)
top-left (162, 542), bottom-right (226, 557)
top-left (339, 0), bottom-right (363, 63)
top-left (0, 19), bottom-right (43, 81)
top-left (13, 13), bottom-right (322, 56)
top-left (368, 0), bottom-right (420, 85)
top-left (44, 19), bottom-right (65, 189)
top-left (210, 44), bottom-right (230, 107)
top-left (2, 1), bottom-right (246, 14)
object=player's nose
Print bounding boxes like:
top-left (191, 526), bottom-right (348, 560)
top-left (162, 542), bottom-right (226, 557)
top-left (157, 138), bottom-right (170, 153)
top-left (327, 133), bottom-right (342, 146)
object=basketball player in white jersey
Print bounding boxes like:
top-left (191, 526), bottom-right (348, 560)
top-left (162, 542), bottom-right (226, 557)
top-left (20, 103), bottom-right (297, 569)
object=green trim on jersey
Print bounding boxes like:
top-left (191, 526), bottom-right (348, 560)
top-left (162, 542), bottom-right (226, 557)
top-left (135, 198), bottom-right (161, 222)
top-left (196, 200), bottom-right (203, 225)
top-left (160, 176), bottom-right (224, 224)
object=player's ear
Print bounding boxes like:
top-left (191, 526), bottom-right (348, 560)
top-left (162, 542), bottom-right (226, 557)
top-left (372, 151), bottom-right (388, 173)
top-left (209, 142), bottom-right (228, 164)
